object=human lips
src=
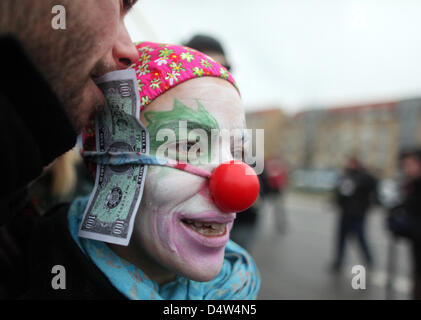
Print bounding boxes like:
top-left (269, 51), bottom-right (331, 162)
top-left (177, 211), bottom-right (235, 248)
top-left (182, 220), bottom-right (227, 236)
top-left (180, 211), bottom-right (236, 224)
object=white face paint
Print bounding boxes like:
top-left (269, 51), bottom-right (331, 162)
top-left (117, 77), bottom-right (245, 283)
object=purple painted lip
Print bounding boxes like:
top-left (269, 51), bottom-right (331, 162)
top-left (178, 219), bottom-right (233, 248)
top-left (179, 211), bottom-right (236, 224)
top-left (176, 211), bottom-right (236, 248)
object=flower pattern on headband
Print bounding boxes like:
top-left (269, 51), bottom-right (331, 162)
top-left (133, 41), bottom-right (239, 112)
top-left (192, 67), bottom-right (204, 77)
top-left (180, 52), bottom-right (194, 62)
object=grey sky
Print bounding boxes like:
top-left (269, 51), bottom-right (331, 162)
top-left (126, 0), bottom-right (421, 113)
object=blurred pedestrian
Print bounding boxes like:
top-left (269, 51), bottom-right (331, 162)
top-left (27, 148), bottom-right (94, 215)
top-left (387, 150), bottom-right (421, 299)
top-left (260, 157), bottom-right (289, 233)
top-left (330, 156), bottom-right (377, 272)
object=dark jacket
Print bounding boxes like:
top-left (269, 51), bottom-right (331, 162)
top-left (388, 177), bottom-right (421, 243)
top-left (404, 178), bottom-right (421, 220)
top-left (0, 35), bottom-right (76, 225)
top-left (405, 178), bottom-right (421, 243)
top-left (0, 203), bottom-right (126, 299)
top-left (335, 168), bottom-right (377, 217)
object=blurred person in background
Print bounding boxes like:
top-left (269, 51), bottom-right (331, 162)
top-left (330, 156), bottom-right (378, 272)
top-left (184, 34), bottom-right (259, 250)
top-left (28, 149), bottom-right (94, 215)
top-left (260, 157), bottom-right (289, 234)
top-left (387, 150), bottom-right (421, 299)
top-left (184, 35), bottom-right (232, 72)
top-left (28, 150), bottom-right (79, 214)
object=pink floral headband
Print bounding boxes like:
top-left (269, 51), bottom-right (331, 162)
top-left (133, 41), bottom-right (239, 110)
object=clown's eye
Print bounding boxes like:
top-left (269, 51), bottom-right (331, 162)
top-left (187, 141), bottom-right (196, 151)
top-left (230, 132), bottom-right (249, 162)
top-left (175, 141), bottom-right (196, 152)
top-left (174, 140), bottom-right (205, 163)
top-left (231, 147), bottom-right (245, 161)
top-left (231, 139), bottom-right (246, 161)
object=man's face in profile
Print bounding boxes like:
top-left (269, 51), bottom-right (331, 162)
top-left (402, 156), bottom-right (421, 179)
top-left (9, 0), bottom-right (139, 132)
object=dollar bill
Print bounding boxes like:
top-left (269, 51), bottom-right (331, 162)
top-left (78, 69), bottom-right (149, 246)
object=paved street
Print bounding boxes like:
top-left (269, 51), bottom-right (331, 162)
top-left (247, 192), bottom-right (413, 300)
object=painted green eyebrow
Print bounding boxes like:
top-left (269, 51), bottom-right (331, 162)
top-left (144, 98), bottom-right (218, 129)
top-left (144, 98), bottom-right (219, 152)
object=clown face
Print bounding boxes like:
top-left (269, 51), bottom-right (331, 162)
top-left (120, 77), bottom-right (245, 282)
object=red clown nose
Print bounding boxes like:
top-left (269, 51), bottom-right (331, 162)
top-left (209, 161), bottom-right (260, 213)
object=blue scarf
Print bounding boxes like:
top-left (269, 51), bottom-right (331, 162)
top-left (68, 196), bottom-right (260, 300)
